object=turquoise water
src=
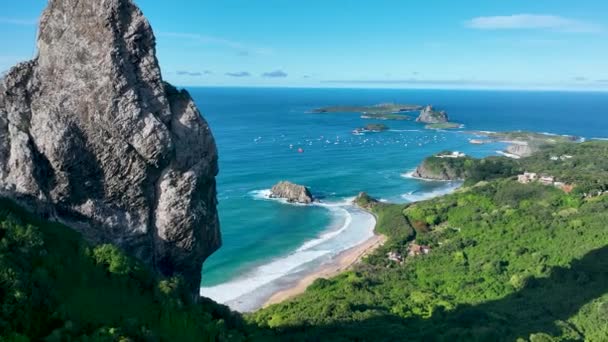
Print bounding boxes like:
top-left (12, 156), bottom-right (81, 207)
top-left (193, 88), bottom-right (608, 310)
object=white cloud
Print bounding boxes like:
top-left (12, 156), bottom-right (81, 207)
top-left (158, 32), bottom-right (273, 56)
top-left (0, 17), bottom-right (38, 26)
top-left (465, 14), bottom-right (602, 33)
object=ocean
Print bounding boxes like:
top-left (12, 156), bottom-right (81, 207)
top-left (194, 87), bottom-right (608, 311)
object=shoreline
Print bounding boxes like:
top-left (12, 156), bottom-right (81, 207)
top-left (263, 218), bottom-right (386, 307)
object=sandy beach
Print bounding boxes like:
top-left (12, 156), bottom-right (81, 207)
top-left (263, 232), bottom-right (387, 307)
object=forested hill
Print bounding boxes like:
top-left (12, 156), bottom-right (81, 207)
top-left (2, 141), bottom-right (608, 341)
top-left (252, 141), bottom-right (608, 341)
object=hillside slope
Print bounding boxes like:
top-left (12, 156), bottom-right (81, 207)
top-left (0, 199), bottom-right (249, 341)
top-left (252, 142), bottom-right (608, 341)
top-left (2, 142), bottom-right (608, 341)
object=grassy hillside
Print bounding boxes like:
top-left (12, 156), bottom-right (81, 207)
top-left (0, 199), bottom-right (254, 341)
top-left (252, 142), bottom-right (608, 341)
top-left (3, 141), bottom-right (608, 341)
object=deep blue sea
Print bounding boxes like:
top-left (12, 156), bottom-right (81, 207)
top-left (193, 87), bottom-right (608, 311)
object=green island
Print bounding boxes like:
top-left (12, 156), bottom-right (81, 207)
top-left (360, 113), bottom-right (412, 121)
top-left (425, 122), bottom-right (463, 130)
top-left (312, 103), bottom-right (420, 121)
top-left (354, 123), bottom-right (390, 133)
top-left (313, 103), bottom-right (422, 114)
top-left (3, 141), bottom-right (608, 341)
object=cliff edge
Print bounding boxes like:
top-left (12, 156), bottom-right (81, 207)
top-left (0, 0), bottom-right (220, 297)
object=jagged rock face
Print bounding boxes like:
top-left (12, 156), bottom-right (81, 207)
top-left (506, 142), bottom-right (534, 158)
top-left (0, 0), bottom-right (220, 296)
top-left (270, 181), bottom-right (314, 204)
top-left (416, 105), bottom-right (448, 124)
top-left (411, 164), bottom-right (459, 181)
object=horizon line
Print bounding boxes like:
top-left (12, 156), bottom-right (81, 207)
top-left (173, 84), bottom-right (608, 93)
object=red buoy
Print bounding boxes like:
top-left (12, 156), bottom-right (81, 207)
top-left (297, 148), bottom-right (304, 153)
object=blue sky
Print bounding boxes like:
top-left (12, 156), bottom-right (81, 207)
top-left (1, 0), bottom-right (607, 90)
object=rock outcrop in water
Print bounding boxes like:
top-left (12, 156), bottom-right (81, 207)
top-left (0, 0), bottom-right (219, 297)
top-left (270, 181), bottom-right (314, 204)
top-left (416, 105), bottom-right (449, 124)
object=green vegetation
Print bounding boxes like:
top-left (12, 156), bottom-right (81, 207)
top-left (356, 123), bottom-right (390, 132)
top-left (414, 152), bottom-right (474, 180)
top-left (425, 122), bottom-right (462, 130)
top-left (360, 113), bottom-right (411, 121)
top-left (518, 141), bottom-right (608, 196)
top-left (252, 141), bottom-right (608, 341)
top-left (413, 151), bottom-right (519, 183)
top-left (0, 199), bottom-right (254, 341)
top-left (313, 103), bottom-right (422, 114)
top-left (3, 141), bottom-right (608, 341)
top-left (313, 103), bottom-right (421, 121)
top-left (471, 130), bottom-right (579, 145)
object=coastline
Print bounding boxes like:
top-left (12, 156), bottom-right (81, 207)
top-left (201, 201), bottom-right (379, 312)
top-left (263, 218), bottom-right (386, 308)
top-left (260, 181), bottom-right (467, 308)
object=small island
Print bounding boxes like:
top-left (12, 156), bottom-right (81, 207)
top-left (270, 181), bottom-right (315, 204)
top-left (313, 103), bottom-right (462, 129)
top-left (313, 103), bottom-right (422, 114)
top-left (425, 122), bottom-right (463, 130)
top-left (415, 105), bottom-right (462, 129)
top-left (313, 103), bottom-right (421, 121)
top-left (352, 123), bottom-right (389, 134)
top-left (416, 105), bottom-right (448, 124)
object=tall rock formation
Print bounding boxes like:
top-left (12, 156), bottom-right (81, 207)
top-left (0, 0), bottom-right (220, 296)
top-left (270, 181), bottom-right (314, 204)
top-left (416, 105), bottom-right (449, 124)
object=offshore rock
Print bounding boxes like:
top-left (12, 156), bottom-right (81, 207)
top-left (416, 105), bottom-right (449, 124)
top-left (270, 181), bottom-right (314, 204)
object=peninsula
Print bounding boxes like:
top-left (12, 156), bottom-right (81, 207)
top-left (466, 130), bottom-right (581, 158)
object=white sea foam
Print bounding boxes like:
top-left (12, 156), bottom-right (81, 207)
top-left (400, 170), bottom-right (454, 182)
top-left (496, 150), bottom-right (521, 159)
top-left (400, 170), bottom-right (415, 179)
top-left (401, 182), bottom-right (462, 202)
top-left (200, 249), bottom-right (330, 305)
top-left (249, 189), bottom-right (309, 206)
top-left (200, 197), bottom-right (375, 312)
top-left (296, 207), bottom-right (351, 252)
top-left (250, 189), bottom-right (272, 199)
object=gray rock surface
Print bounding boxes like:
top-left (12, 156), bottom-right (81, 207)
top-left (505, 142), bottom-right (534, 158)
top-left (270, 181), bottom-right (314, 204)
top-left (411, 164), bottom-right (459, 181)
top-left (0, 0), bottom-right (220, 297)
top-left (416, 105), bottom-right (449, 124)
